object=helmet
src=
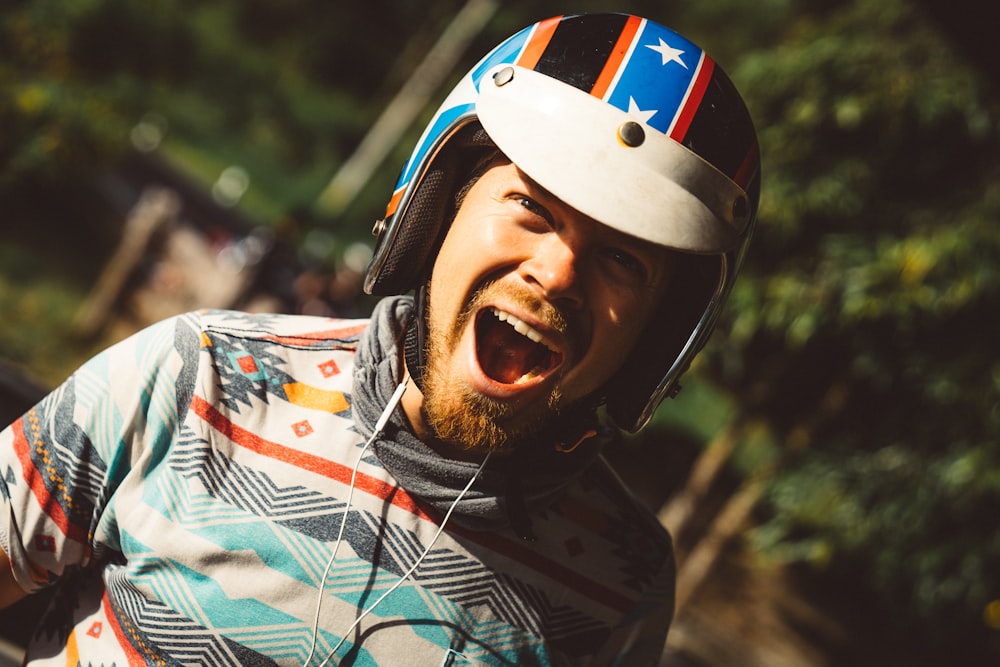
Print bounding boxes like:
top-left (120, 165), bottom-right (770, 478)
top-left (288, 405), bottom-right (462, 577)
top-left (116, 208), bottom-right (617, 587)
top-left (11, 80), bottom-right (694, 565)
top-left (365, 13), bottom-right (760, 432)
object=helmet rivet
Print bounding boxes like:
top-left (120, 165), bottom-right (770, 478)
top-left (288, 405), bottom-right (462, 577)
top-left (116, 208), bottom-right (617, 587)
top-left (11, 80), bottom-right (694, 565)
top-left (371, 218), bottom-right (387, 237)
top-left (494, 66), bottom-right (515, 87)
top-left (618, 121), bottom-right (645, 147)
top-left (732, 195), bottom-right (748, 221)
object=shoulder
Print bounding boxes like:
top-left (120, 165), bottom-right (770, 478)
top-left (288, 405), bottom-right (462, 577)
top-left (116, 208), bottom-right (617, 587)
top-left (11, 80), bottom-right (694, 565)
top-left (175, 310), bottom-right (369, 439)
top-left (522, 455), bottom-right (674, 592)
top-left (187, 309), bottom-right (371, 348)
top-left (137, 310), bottom-right (372, 420)
top-left (144, 310), bottom-right (373, 370)
top-left (577, 456), bottom-right (673, 549)
top-left (96, 310), bottom-right (371, 381)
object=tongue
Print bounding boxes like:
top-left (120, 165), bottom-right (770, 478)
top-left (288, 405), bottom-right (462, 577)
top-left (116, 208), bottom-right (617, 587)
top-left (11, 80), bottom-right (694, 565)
top-left (478, 317), bottom-right (546, 384)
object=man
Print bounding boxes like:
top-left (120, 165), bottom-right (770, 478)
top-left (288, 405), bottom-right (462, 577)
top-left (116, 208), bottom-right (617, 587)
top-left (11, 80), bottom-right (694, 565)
top-left (0, 13), bottom-right (759, 666)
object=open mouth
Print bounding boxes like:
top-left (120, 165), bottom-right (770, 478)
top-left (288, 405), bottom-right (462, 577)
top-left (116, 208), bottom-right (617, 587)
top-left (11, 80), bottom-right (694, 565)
top-left (475, 307), bottom-right (563, 385)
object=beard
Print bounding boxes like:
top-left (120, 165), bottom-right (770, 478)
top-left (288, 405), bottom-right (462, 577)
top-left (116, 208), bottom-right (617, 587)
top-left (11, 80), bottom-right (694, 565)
top-left (419, 281), bottom-right (567, 453)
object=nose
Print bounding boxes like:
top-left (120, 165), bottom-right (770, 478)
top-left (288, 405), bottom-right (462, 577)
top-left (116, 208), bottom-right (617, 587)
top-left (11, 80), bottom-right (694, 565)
top-left (519, 233), bottom-right (585, 309)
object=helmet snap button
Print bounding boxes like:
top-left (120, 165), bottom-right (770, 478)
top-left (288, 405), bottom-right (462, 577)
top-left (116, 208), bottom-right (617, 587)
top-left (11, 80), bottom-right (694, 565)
top-left (618, 121), bottom-right (645, 147)
top-left (494, 66), bottom-right (515, 86)
top-left (371, 219), bottom-right (387, 237)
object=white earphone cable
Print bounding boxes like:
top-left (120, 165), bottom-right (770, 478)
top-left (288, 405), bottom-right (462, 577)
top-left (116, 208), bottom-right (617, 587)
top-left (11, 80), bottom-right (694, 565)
top-left (316, 450), bottom-right (493, 667)
top-left (304, 375), bottom-right (409, 666)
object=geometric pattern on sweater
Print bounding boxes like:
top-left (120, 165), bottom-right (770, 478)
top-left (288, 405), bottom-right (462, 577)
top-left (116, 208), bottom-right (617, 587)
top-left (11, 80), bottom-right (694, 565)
top-left (104, 562), bottom-right (283, 666)
top-left (0, 309), bottom-right (675, 666)
top-left (170, 426), bottom-right (612, 649)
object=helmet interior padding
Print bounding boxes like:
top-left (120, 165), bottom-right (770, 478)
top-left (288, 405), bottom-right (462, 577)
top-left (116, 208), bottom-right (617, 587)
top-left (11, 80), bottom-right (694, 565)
top-left (367, 124), bottom-right (496, 296)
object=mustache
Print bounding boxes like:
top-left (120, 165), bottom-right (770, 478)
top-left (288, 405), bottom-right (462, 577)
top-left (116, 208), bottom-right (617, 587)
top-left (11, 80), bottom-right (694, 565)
top-left (463, 280), bottom-right (571, 339)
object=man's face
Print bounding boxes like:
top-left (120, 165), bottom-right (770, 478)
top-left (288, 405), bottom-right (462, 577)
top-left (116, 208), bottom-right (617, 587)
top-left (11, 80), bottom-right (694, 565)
top-left (416, 159), bottom-right (672, 452)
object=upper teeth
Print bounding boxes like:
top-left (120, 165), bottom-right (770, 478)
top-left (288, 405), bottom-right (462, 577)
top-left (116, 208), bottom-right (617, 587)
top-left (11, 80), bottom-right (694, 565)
top-left (491, 308), bottom-right (556, 351)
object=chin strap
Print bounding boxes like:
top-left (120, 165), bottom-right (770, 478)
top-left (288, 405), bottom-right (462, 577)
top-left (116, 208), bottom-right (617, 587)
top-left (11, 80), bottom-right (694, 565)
top-left (403, 285), bottom-right (430, 393)
top-left (547, 402), bottom-right (603, 454)
top-left (554, 426), bottom-right (599, 453)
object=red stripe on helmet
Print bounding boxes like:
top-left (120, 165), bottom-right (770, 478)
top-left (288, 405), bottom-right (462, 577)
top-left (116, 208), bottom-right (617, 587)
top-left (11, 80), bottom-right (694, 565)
top-left (669, 54), bottom-right (715, 142)
top-left (590, 15), bottom-right (643, 99)
top-left (734, 139), bottom-right (760, 190)
top-left (516, 15), bottom-right (562, 70)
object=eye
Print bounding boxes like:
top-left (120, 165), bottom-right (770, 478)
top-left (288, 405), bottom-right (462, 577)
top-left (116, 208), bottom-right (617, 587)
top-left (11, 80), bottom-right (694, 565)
top-left (601, 247), bottom-right (649, 283)
top-left (509, 194), bottom-right (553, 228)
top-left (514, 195), bottom-right (545, 216)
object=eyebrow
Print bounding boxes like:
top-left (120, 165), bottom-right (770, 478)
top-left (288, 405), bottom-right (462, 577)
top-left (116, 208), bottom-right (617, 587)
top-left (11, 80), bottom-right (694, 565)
top-left (513, 165), bottom-right (560, 204)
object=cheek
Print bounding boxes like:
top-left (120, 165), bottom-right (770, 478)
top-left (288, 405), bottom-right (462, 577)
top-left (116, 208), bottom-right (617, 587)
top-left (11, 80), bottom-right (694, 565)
top-left (595, 284), bottom-right (658, 343)
top-left (435, 218), bottom-right (531, 293)
top-left (439, 215), bottom-right (513, 264)
top-left (580, 291), bottom-right (660, 385)
top-left (604, 304), bottom-right (628, 329)
top-left (478, 215), bottom-right (529, 256)
top-left (595, 318), bottom-right (641, 375)
top-left (428, 217), bottom-right (517, 330)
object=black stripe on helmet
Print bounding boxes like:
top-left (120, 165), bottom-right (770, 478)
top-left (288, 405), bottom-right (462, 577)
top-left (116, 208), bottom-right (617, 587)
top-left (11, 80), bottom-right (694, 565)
top-left (679, 66), bottom-right (758, 182)
top-left (534, 14), bottom-right (631, 93)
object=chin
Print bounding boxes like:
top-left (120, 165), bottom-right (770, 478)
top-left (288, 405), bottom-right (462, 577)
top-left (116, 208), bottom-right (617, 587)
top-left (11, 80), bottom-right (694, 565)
top-left (423, 371), bottom-right (563, 454)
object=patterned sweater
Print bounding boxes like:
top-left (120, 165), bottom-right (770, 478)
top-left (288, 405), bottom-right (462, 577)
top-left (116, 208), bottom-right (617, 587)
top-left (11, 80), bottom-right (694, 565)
top-left (0, 304), bottom-right (674, 665)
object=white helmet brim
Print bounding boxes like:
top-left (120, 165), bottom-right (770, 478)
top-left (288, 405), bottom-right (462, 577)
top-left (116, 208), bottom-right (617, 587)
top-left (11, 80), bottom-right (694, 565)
top-left (477, 64), bottom-right (750, 254)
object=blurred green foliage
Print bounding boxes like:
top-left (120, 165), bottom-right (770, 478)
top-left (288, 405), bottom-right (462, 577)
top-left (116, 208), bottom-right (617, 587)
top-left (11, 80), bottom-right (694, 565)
top-left (2, 0), bottom-right (998, 660)
top-left (692, 0), bottom-right (1000, 656)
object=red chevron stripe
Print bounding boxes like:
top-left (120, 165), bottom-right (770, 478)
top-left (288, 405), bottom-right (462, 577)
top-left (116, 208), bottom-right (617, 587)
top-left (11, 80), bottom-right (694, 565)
top-left (190, 395), bottom-right (430, 520)
top-left (191, 394), bottom-right (635, 612)
top-left (11, 414), bottom-right (89, 545)
top-left (102, 590), bottom-right (148, 666)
